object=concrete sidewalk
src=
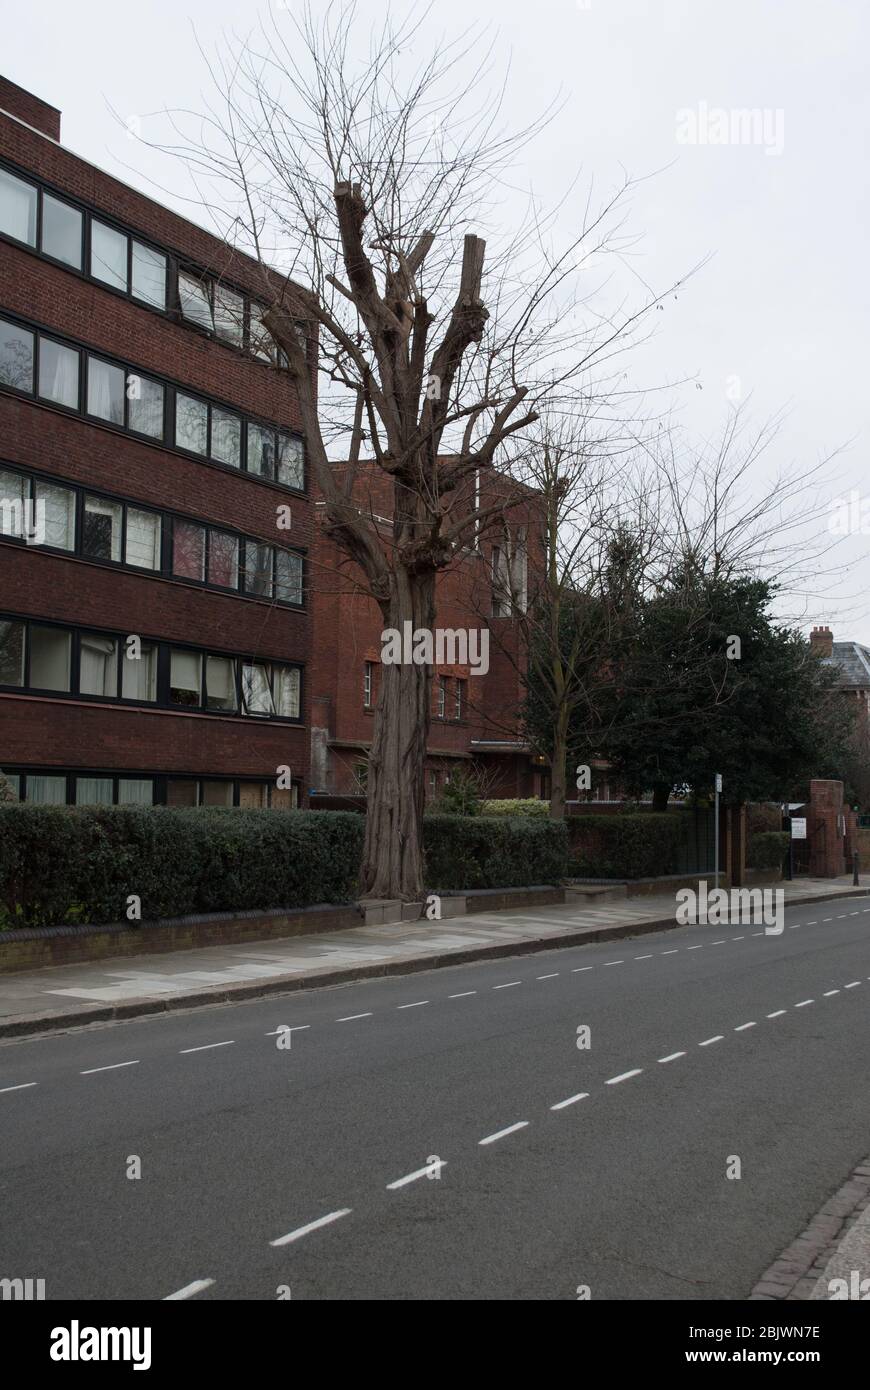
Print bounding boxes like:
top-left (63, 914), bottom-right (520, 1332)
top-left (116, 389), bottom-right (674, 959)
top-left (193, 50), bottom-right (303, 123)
top-left (0, 876), bottom-right (866, 1040)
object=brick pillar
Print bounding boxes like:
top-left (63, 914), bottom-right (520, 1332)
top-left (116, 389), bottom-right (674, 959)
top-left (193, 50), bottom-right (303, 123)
top-left (808, 779), bottom-right (846, 877)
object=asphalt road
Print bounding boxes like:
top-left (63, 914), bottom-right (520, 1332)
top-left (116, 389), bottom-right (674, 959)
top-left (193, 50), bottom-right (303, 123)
top-left (2, 894), bottom-right (870, 1301)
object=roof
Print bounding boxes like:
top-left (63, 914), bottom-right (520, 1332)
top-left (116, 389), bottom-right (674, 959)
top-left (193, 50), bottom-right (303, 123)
top-left (824, 641), bottom-right (870, 688)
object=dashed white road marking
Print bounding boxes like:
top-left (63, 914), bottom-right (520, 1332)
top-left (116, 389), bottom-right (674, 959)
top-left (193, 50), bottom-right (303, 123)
top-left (606, 1069), bottom-right (643, 1085)
top-left (604, 960), bottom-right (624, 967)
top-left (823, 990), bottom-right (840, 997)
top-left (731, 936), bottom-right (745, 941)
top-left (845, 981), bottom-right (861, 989)
top-left (448, 991), bottom-right (477, 999)
top-left (699, 1035), bottom-right (724, 1046)
top-left (479, 1122), bottom-right (529, 1146)
top-left (634, 954), bottom-right (653, 960)
top-left (265, 1026), bottom-right (310, 1037)
top-left (572, 967), bottom-right (594, 973)
top-left (686, 945), bottom-right (703, 951)
top-left (752, 932), bottom-right (764, 937)
top-left (536, 973), bottom-right (559, 980)
top-left (164, 1279), bottom-right (215, 1301)
top-left (661, 950), bottom-right (679, 956)
top-left (806, 922), bottom-right (817, 926)
top-left (398, 1000), bottom-right (429, 1009)
top-left (80, 1060), bottom-right (140, 1074)
top-left (0, 1082), bottom-right (37, 1094)
top-left (180, 1041), bottom-right (234, 1054)
top-left (387, 1161), bottom-right (445, 1189)
top-left (493, 981), bottom-right (522, 990)
top-left (657, 1052), bottom-right (685, 1064)
top-left (794, 999), bottom-right (814, 1008)
top-left (271, 1209), bottom-right (353, 1246)
top-left (550, 1092), bottom-right (589, 1110)
top-left (767, 1010), bottom-right (787, 1018)
top-left (822, 918), bottom-right (833, 923)
top-left (734, 1022), bottom-right (756, 1032)
top-left (337, 1013), bottom-right (373, 1022)
top-left (712, 940), bottom-right (726, 946)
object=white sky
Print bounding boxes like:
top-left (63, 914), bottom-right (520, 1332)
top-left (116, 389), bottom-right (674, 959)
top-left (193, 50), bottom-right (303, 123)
top-left (2, 0), bottom-right (868, 639)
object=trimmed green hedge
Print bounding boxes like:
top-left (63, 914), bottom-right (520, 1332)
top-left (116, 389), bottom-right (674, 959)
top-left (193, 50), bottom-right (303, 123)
top-left (480, 798), bottom-right (550, 818)
top-left (746, 830), bottom-right (790, 871)
top-left (567, 812), bottom-right (683, 879)
top-left (0, 806), bottom-right (570, 927)
top-left (0, 807), bottom-right (365, 929)
top-left (424, 814), bottom-right (568, 891)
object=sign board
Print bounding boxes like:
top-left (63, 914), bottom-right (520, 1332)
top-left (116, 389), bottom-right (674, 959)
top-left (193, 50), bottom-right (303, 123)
top-left (791, 817), bottom-right (807, 840)
top-left (715, 774), bottom-right (722, 793)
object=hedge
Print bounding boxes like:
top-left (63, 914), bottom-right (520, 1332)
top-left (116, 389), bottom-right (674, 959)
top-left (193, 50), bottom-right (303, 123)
top-left (567, 813), bottom-right (683, 879)
top-left (746, 831), bottom-right (790, 871)
top-left (0, 806), bottom-right (570, 928)
top-left (479, 799), bottom-right (550, 818)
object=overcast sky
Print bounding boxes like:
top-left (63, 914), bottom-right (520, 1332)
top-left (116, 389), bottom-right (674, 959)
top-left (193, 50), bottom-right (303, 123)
top-left (3, 0), bottom-right (868, 640)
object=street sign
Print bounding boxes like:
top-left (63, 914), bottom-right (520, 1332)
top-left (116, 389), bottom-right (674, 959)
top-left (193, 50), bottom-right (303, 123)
top-left (791, 817), bottom-right (807, 839)
top-left (715, 773), bottom-right (722, 793)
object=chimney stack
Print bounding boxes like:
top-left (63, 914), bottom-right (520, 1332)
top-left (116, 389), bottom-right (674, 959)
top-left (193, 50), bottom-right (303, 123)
top-left (810, 625), bottom-right (833, 658)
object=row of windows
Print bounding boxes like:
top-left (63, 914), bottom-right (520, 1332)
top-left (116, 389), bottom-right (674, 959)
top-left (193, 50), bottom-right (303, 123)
top-left (0, 313), bottom-right (305, 489)
top-left (0, 463), bottom-right (304, 605)
top-left (0, 616), bottom-right (302, 720)
top-left (1, 769), bottom-right (299, 809)
top-left (0, 161), bottom-right (302, 362)
top-left (362, 662), bottom-right (466, 719)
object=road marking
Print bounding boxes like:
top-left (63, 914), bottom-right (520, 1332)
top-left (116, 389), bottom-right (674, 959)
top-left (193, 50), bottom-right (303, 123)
top-left (845, 981), bottom-right (861, 989)
top-left (397, 1000), bottom-right (429, 1009)
top-left (699, 1035), bottom-right (724, 1046)
top-left (387, 1161), bottom-right (445, 1189)
top-left (493, 981), bottom-right (522, 989)
top-left (734, 1022), bottom-right (756, 1032)
top-left (604, 960), bottom-right (624, 966)
top-left (265, 1026), bottom-right (310, 1036)
top-left (163, 1279), bottom-right (215, 1301)
top-left (752, 932), bottom-right (764, 937)
top-left (822, 918), bottom-right (833, 922)
top-left (179, 1041), bottom-right (235, 1053)
top-left (0, 1082), bottom-right (37, 1094)
top-left (767, 1010), bottom-right (786, 1018)
top-left (806, 921), bottom-right (817, 926)
top-left (661, 950), bottom-right (679, 956)
top-left (80, 1060), bottom-right (140, 1075)
top-left (658, 1052), bottom-right (685, 1064)
top-left (823, 990), bottom-right (840, 996)
top-left (686, 944), bottom-right (703, 950)
top-left (270, 1209), bottom-right (353, 1246)
top-left (479, 1122), bottom-right (529, 1145)
top-left (536, 973), bottom-right (559, 980)
top-left (712, 940), bottom-right (726, 945)
top-left (850, 912), bottom-right (860, 916)
top-left (634, 954), bottom-right (653, 960)
top-left (448, 991), bottom-right (477, 998)
top-left (337, 1013), bottom-right (373, 1022)
top-left (550, 1092), bottom-right (589, 1110)
top-left (731, 936), bottom-right (745, 941)
top-left (572, 967), bottom-right (594, 973)
top-left (606, 1069), bottom-right (642, 1085)
top-left (794, 999), bottom-right (814, 1008)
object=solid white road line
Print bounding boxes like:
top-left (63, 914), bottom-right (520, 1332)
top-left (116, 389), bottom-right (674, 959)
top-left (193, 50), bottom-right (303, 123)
top-left (657, 1052), bottom-right (685, 1064)
top-left (163, 1279), bottom-right (215, 1301)
top-left (550, 1092), bottom-right (589, 1110)
top-left (179, 1041), bottom-right (234, 1053)
top-left (699, 1036), bottom-right (724, 1046)
top-left (80, 1060), bottom-right (140, 1074)
top-left (0, 1082), bottom-right (37, 1094)
top-left (479, 1122), bottom-right (529, 1145)
top-left (493, 981), bottom-right (522, 989)
top-left (397, 1000), bottom-right (429, 1009)
top-left (734, 1022), bottom-right (756, 1032)
top-left (767, 1010), bottom-right (787, 1018)
top-left (606, 1069), bottom-right (642, 1085)
top-left (448, 991), bottom-right (477, 998)
top-left (387, 1161), bottom-right (445, 1189)
top-left (270, 1209), bottom-right (352, 1246)
top-left (337, 1013), bottom-right (373, 1022)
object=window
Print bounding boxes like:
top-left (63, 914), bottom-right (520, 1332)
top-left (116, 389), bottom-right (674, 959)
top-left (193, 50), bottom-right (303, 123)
top-left (511, 527), bottom-right (528, 613)
top-left (83, 496), bottom-right (123, 562)
top-left (167, 779), bottom-right (199, 807)
top-left (238, 782), bottom-right (268, 808)
top-left (0, 468), bottom-right (28, 538)
top-left (2, 773), bottom-right (20, 800)
top-left (122, 642), bottom-right (157, 701)
top-left (0, 167), bottom-right (37, 245)
top-left (242, 662), bottom-right (273, 716)
top-left (178, 271), bottom-right (213, 330)
top-left (208, 530), bottom-right (239, 589)
top-left (170, 649), bottom-right (202, 707)
top-left (79, 633), bottom-right (118, 698)
top-left (90, 220), bottom-right (128, 291)
top-left (245, 541), bottom-right (273, 597)
top-left (30, 625), bottom-right (71, 691)
top-left (273, 665), bottom-right (300, 718)
top-left (26, 775), bottom-right (66, 805)
top-left (277, 433), bottom-right (304, 489)
top-left (455, 678), bottom-right (465, 720)
top-left (436, 677), bottom-right (446, 719)
top-left (127, 374), bottom-right (164, 439)
top-left (118, 778), bottom-right (153, 806)
top-left (0, 619), bottom-right (24, 685)
top-left (213, 283), bottom-right (244, 346)
top-left (125, 508), bottom-right (161, 570)
top-left (429, 771), bottom-right (438, 796)
top-left (492, 545), bottom-right (512, 617)
top-left (203, 780), bottom-right (234, 806)
top-left (87, 356), bottom-right (125, 425)
top-left (249, 304), bottom-right (275, 361)
top-left (210, 408), bottom-right (241, 467)
top-left (34, 480), bottom-right (76, 550)
top-left (41, 194), bottom-right (83, 268)
top-left (363, 661), bottom-right (373, 708)
top-left (205, 654), bottom-right (237, 711)
top-left (247, 423), bottom-right (276, 479)
top-left (175, 393), bottom-right (208, 454)
top-left (38, 338), bottom-right (79, 409)
top-left (131, 241), bottom-right (166, 308)
top-left (276, 550), bottom-right (303, 604)
top-left (172, 520), bottom-right (205, 580)
top-left (271, 786), bottom-right (298, 810)
top-left (0, 319), bottom-right (33, 391)
top-left (75, 776), bottom-right (113, 806)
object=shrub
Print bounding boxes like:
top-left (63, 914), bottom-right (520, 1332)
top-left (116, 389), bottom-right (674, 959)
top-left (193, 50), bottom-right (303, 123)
top-left (431, 768), bottom-right (482, 816)
top-left (567, 812), bottom-right (683, 879)
top-left (479, 798), bottom-right (550, 817)
top-left (746, 803), bottom-right (783, 836)
top-left (423, 814), bottom-right (569, 891)
top-left (746, 830), bottom-right (790, 871)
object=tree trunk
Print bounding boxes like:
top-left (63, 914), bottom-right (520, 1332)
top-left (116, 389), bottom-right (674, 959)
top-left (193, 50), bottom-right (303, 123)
top-left (361, 568), bottom-right (436, 901)
top-left (651, 783), bottom-right (670, 812)
top-left (549, 707), bottom-right (570, 820)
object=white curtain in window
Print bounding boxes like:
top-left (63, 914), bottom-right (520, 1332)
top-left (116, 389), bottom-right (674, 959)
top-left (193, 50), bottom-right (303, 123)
top-left (242, 663), bottom-right (274, 715)
top-left (170, 650), bottom-right (202, 701)
top-left (206, 655), bottom-right (237, 710)
top-left (0, 169), bottom-right (37, 244)
top-left (273, 666), bottom-right (300, 717)
top-left (131, 242), bottom-right (166, 308)
top-left (30, 627), bottom-right (71, 691)
top-left (26, 775), bottom-right (66, 805)
top-left (118, 778), bottom-right (153, 806)
top-left (91, 221), bottom-right (128, 290)
top-left (80, 634), bottom-right (117, 697)
top-left (0, 468), bottom-right (27, 537)
top-left (39, 340), bottom-right (79, 409)
top-left (35, 482), bottom-right (76, 549)
top-left (125, 508), bottom-right (161, 569)
top-left (75, 777), bottom-right (113, 806)
top-left (87, 357), bottom-right (124, 424)
top-left (121, 645), bottom-right (156, 701)
top-left (128, 376), bottom-right (164, 439)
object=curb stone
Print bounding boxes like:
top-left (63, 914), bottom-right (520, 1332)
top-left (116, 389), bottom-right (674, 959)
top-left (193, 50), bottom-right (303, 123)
top-left (749, 1153), bottom-right (870, 1299)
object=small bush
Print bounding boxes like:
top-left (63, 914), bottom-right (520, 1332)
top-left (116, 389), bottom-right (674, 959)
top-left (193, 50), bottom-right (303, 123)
top-left (746, 803), bottom-right (783, 836)
top-left (746, 830), bottom-right (790, 871)
top-left (479, 798), bottom-right (550, 817)
top-left (567, 812), bottom-right (683, 879)
top-left (424, 814), bottom-right (569, 891)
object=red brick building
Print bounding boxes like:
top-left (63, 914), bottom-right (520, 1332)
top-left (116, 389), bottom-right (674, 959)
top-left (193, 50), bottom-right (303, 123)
top-left (0, 76), bottom-right (311, 808)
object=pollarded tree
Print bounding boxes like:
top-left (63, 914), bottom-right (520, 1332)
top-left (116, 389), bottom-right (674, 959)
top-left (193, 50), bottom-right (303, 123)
top-left (160, 3), bottom-right (679, 898)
